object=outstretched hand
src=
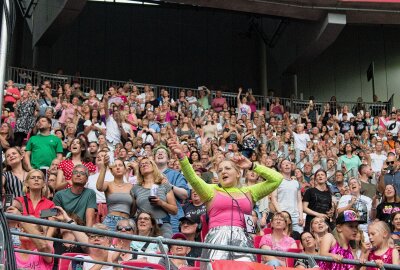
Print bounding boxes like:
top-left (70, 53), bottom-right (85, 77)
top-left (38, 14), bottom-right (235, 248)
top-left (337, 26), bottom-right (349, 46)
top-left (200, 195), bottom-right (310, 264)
top-left (168, 139), bottom-right (184, 157)
top-left (231, 155), bottom-right (252, 170)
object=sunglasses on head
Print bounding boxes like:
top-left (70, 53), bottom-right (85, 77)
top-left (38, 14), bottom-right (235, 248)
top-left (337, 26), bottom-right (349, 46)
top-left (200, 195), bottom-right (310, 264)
top-left (116, 225), bottom-right (133, 232)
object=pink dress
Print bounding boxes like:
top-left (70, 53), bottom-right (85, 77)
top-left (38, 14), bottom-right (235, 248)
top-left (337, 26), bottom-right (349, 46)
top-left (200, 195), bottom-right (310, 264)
top-left (367, 248), bottom-right (393, 270)
top-left (319, 242), bottom-right (354, 270)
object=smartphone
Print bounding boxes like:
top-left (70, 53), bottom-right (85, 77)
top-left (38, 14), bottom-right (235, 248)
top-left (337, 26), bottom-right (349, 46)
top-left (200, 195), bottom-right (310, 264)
top-left (4, 194), bottom-right (13, 210)
top-left (40, 166), bottom-right (49, 182)
top-left (394, 239), bottom-right (400, 246)
top-left (40, 208), bottom-right (58, 218)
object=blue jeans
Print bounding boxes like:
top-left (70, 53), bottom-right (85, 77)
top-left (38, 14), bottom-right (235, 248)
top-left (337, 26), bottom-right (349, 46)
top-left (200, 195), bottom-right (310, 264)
top-left (102, 214), bottom-right (126, 231)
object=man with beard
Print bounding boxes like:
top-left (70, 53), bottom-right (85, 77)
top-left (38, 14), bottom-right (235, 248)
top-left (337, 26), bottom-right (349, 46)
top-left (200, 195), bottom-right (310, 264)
top-left (153, 145), bottom-right (189, 233)
top-left (53, 164), bottom-right (97, 226)
top-left (24, 116), bottom-right (63, 170)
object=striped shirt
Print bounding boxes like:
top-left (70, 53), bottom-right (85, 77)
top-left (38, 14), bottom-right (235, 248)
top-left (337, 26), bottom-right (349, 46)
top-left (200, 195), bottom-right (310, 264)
top-left (3, 171), bottom-right (24, 197)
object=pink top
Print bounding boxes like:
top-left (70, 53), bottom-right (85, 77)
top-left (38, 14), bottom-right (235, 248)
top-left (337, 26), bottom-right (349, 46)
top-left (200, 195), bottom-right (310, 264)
top-left (208, 192), bottom-right (252, 229)
top-left (16, 247), bottom-right (54, 270)
top-left (259, 234), bottom-right (296, 251)
top-left (212, 97), bottom-right (227, 112)
top-left (367, 248), bottom-right (393, 270)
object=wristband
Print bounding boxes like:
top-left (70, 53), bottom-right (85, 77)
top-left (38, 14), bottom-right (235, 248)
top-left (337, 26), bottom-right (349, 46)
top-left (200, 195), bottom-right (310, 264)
top-left (67, 219), bottom-right (75, 224)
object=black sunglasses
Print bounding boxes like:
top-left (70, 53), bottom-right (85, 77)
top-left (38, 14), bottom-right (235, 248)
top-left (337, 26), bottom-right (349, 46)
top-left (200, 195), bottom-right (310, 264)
top-left (386, 161), bottom-right (395, 165)
top-left (116, 225), bottom-right (133, 232)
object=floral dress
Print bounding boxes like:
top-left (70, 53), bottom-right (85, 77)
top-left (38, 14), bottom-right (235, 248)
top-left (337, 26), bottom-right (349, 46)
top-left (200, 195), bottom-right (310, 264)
top-left (15, 99), bottom-right (37, 134)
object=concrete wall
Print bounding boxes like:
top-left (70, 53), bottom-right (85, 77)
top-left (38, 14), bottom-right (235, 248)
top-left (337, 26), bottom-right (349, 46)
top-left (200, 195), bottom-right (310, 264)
top-left (297, 25), bottom-right (400, 106)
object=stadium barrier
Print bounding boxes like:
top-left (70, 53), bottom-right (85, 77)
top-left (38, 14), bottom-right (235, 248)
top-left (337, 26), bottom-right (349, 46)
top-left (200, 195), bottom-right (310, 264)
top-left (5, 213), bottom-right (400, 270)
top-left (7, 66), bottom-right (393, 113)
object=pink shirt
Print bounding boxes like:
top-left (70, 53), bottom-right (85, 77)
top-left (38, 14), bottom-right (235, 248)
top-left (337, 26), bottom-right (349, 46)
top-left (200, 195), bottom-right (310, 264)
top-left (16, 247), bottom-right (54, 270)
top-left (259, 234), bottom-right (296, 251)
top-left (208, 192), bottom-right (252, 229)
top-left (212, 97), bottom-right (227, 112)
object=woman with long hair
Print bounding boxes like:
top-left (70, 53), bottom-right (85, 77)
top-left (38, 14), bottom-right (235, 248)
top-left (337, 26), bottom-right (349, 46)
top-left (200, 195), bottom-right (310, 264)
top-left (130, 211), bottom-right (167, 263)
top-left (96, 158), bottom-right (134, 231)
top-left (55, 138), bottom-right (96, 190)
top-left (375, 184), bottom-right (400, 224)
top-left (169, 139), bottom-right (282, 268)
top-left (303, 169), bottom-right (333, 232)
top-left (84, 108), bottom-right (106, 143)
top-left (270, 97), bottom-right (284, 120)
top-left (13, 170), bottom-right (54, 217)
top-left (241, 121), bottom-right (258, 158)
top-left (260, 212), bottom-right (297, 266)
top-left (0, 122), bottom-right (14, 150)
top-left (131, 157), bottom-right (177, 238)
top-left (310, 216), bottom-right (329, 249)
top-left (319, 210), bottom-right (364, 270)
top-left (2, 147), bottom-right (29, 197)
top-left (203, 114), bottom-right (218, 142)
top-left (177, 116), bottom-right (195, 141)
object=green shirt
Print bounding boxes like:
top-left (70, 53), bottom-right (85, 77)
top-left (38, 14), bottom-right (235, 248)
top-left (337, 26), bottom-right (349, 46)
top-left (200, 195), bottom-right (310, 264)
top-left (25, 134), bottom-right (63, 169)
top-left (53, 188), bottom-right (97, 223)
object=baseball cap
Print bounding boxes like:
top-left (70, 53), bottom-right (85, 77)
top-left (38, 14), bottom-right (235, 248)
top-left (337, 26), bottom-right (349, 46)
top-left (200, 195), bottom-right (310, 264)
top-left (171, 233), bottom-right (187, 241)
top-left (336, 210), bottom-right (366, 225)
top-left (179, 216), bottom-right (198, 224)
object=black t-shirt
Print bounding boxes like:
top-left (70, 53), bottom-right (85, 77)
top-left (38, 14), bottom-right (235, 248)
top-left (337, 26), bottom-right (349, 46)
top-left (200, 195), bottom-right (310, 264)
top-left (376, 202), bottom-right (400, 224)
top-left (53, 240), bottom-right (84, 270)
top-left (340, 121), bottom-right (352, 134)
top-left (303, 187), bottom-right (332, 230)
top-left (183, 203), bottom-right (207, 224)
top-left (224, 127), bottom-right (238, 144)
top-left (353, 120), bottom-right (367, 135)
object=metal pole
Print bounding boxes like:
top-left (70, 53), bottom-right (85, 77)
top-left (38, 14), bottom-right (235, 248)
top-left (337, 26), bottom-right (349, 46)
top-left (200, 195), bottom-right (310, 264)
top-left (0, 0), bottom-right (10, 120)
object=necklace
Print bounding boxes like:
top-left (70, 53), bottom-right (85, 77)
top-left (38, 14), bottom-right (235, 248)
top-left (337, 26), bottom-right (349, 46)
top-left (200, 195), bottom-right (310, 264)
top-left (114, 182), bottom-right (124, 187)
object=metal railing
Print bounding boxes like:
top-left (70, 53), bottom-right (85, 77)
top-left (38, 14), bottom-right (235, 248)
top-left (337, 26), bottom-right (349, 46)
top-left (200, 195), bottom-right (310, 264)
top-left (6, 66), bottom-right (394, 114)
top-left (5, 213), bottom-right (400, 270)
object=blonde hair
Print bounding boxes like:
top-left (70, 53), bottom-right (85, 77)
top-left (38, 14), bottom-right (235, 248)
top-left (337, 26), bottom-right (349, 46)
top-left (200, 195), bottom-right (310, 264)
top-left (136, 157), bottom-right (164, 185)
top-left (368, 220), bottom-right (391, 240)
top-left (23, 169), bottom-right (48, 197)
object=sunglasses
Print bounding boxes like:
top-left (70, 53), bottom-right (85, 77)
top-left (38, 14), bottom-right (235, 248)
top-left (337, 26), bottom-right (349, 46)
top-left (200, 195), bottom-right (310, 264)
top-left (116, 225), bottom-right (133, 232)
top-left (386, 161), bottom-right (395, 165)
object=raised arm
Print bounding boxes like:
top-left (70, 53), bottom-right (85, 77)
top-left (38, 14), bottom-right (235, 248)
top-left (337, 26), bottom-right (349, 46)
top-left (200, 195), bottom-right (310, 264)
top-left (237, 88), bottom-right (243, 108)
top-left (169, 139), bottom-right (215, 203)
top-left (243, 163), bottom-right (283, 202)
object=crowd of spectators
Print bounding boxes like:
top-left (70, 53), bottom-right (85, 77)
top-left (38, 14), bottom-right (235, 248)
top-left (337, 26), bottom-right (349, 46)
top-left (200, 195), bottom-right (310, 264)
top-left (2, 77), bottom-right (400, 270)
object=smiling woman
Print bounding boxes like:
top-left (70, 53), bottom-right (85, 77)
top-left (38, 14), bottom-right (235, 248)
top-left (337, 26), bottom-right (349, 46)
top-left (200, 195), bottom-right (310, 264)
top-left (55, 138), bottom-right (96, 190)
top-left (168, 138), bottom-right (283, 269)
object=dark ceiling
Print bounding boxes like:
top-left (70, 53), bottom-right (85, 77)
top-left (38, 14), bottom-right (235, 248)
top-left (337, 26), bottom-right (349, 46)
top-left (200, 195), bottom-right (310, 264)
top-left (160, 0), bottom-right (400, 24)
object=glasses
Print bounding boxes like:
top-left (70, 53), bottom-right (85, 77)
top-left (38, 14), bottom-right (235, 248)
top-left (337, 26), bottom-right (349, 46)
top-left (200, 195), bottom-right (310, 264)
top-left (116, 226), bottom-right (133, 232)
top-left (138, 216), bottom-right (151, 221)
top-left (139, 162), bottom-right (151, 168)
top-left (180, 220), bottom-right (196, 225)
top-left (88, 234), bottom-right (107, 240)
top-left (386, 161), bottom-right (395, 165)
top-left (72, 171), bottom-right (87, 176)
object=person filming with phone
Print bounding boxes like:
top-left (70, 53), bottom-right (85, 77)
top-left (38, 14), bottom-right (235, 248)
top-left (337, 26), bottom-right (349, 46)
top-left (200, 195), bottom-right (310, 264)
top-left (379, 154), bottom-right (400, 196)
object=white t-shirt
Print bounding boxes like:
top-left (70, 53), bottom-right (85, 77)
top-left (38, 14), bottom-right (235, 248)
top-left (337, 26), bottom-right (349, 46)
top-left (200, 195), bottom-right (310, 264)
top-left (386, 120), bottom-right (400, 135)
top-left (75, 255), bottom-right (113, 270)
top-left (338, 194), bottom-right (372, 233)
top-left (106, 116), bottom-right (121, 145)
top-left (239, 104), bottom-right (251, 119)
top-left (84, 120), bottom-right (106, 143)
top-left (276, 179), bottom-right (300, 218)
top-left (293, 132), bottom-right (310, 151)
top-left (370, 152), bottom-right (387, 172)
